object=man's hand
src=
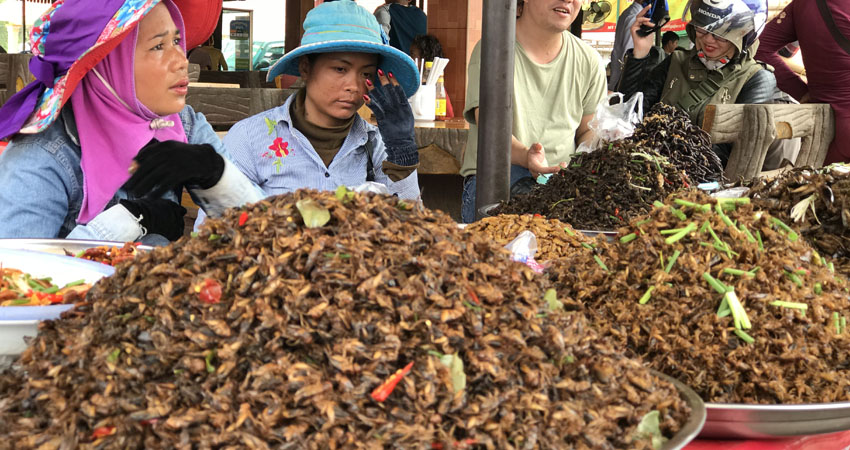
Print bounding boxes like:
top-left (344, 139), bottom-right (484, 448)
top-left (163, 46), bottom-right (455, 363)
top-left (630, 5), bottom-right (655, 60)
top-left (526, 143), bottom-right (565, 178)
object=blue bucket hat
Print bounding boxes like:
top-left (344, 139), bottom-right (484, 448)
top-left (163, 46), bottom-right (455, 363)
top-left (266, 0), bottom-right (420, 98)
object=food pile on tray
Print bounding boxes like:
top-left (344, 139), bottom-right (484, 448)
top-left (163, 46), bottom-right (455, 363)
top-left (0, 268), bottom-right (90, 306)
top-left (548, 190), bottom-right (850, 404)
top-left (71, 242), bottom-right (142, 266)
top-left (748, 164), bottom-right (850, 277)
top-left (492, 104), bottom-right (721, 230)
top-left (0, 189), bottom-right (692, 449)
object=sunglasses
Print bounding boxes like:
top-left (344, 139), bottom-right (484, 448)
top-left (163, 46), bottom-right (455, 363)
top-left (694, 27), bottom-right (729, 44)
top-left (637, 0), bottom-right (670, 37)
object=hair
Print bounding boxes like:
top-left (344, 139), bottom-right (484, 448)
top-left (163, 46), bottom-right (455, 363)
top-left (516, 0), bottom-right (524, 18)
top-left (662, 31), bottom-right (680, 46)
top-left (410, 34), bottom-right (443, 61)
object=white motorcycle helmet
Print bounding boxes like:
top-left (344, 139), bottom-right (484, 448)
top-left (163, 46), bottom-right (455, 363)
top-left (684, 0), bottom-right (768, 55)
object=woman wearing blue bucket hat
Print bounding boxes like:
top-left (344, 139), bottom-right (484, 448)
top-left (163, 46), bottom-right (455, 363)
top-left (0, 0), bottom-right (265, 244)
top-left (222, 0), bottom-right (421, 200)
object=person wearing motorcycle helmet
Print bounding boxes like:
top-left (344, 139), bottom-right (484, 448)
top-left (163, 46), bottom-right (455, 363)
top-left (617, 0), bottom-right (776, 167)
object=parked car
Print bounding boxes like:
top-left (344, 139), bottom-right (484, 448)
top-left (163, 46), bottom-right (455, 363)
top-left (223, 40), bottom-right (285, 71)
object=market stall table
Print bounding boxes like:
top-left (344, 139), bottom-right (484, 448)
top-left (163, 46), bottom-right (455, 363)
top-left (685, 430), bottom-right (850, 449)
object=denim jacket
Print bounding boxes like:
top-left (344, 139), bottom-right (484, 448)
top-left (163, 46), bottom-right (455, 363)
top-left (223, 93), bottom-right (420, 200)
top-left (0, 105), bottom-right (264, 241)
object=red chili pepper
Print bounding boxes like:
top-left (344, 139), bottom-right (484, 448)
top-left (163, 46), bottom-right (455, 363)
top-left (533, 213), bottom-right (542, 218)
top-left (48, 293), bottom-right (64, 304)
top-left (198, 278), bottom-right (222, 304)
top-left (370, 361), bottom-right (413, 402)
top-left (614, 208), bottom-right (624, 222)
top-left (238, 211), bottom-right (249, 227)
top-left (680, 172), bottom-right (690, 188)
top-left (140, 418), bottom-right (160, 426)
top-left (91, 426), bottom-right (116, 440)
top-left (466, 286), bottom-right (480, 305)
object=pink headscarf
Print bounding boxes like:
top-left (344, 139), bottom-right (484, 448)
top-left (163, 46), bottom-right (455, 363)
top-left (71, 0), bottom-right (187, 224)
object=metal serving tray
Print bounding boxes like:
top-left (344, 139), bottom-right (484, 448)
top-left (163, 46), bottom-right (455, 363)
top-left (701, 401), bottom-right (850, 439)
top-left (0, 248), bottom-right (114, 356)
top-left (0, 238), bottom-right (152, 256)
top-left (653, 370), bottom-right (707, 450)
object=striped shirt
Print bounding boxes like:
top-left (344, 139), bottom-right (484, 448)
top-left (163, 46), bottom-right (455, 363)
top-left (223, 93), bottom-right (420, 199)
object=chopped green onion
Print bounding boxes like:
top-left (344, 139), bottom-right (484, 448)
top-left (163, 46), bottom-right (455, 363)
top-left (664, 250), bottom-right (681, 274)
top-left (660, 228), bottom-right (688, 235)
top-left (620, 233), bottom-right (637, 243)
top-left (769, 300), bottom-right (808, 312)
top-left (699, 220), bottom-right (710, 234)
top-left (723, 268), bottom-right (754, 278)
top-left (785, 271), bottom-right (803, 287)
top-left (635, 218), bottom-right (652, 227)
top-left (652, 200), bottom-right (665, 208)
top-left (725, 289), bottom-right (751, 330)
top-left (205, 350), bottom-right (216, 373)
top-left (463, 301), bottom-right (482, 312)
top-left (828, 262), bottom-right (835, 274)
top-left (208, 234), bottom-right (221, 241)
top-left (755, 230), bottom-right (764, 252)
top-left (107, 348), bottom-right (121, 363)
top-left (674, 199), bottom-right (711, 212)
top-left (739, 224), bottom-right (756, 243)
top-left (702, 272), bottom-right (728, 295)
top-left (771, 217), bottom-right (799, 242)
top-left (715, 203), bottom-right (737, 229)
top-left (190, 232), bottom-right (199, 238)
top-left (593, 255), bottom-right (610, 272)
top-left (842, 317), bottom-right (847, 334)
top-left (813, 251), bottom-right (823, 266)
top-left (581, 243), bottom-right (594, 250)
top-left (670, 208), bottom-right (688, 221)
top-left (717, 296), bottom-right (731, 317)
top-left (717, 197), bottom-right (751, 205)
top-left (11, 298), bottom-right (30, 305)
top-left (63, 279), bottom-right (86, 288)
top-left (734, 329), bottom-right (755, 344)
top-left (834, 312), bottom-right (841, 334)
top-left (748, 267), bottom-right (761, 276)
top-left (665, 222), bottom-right (698, 245)
top-left (814, 283), bottom-right (823, 295)
top-left (563, 227), bottom-right (576, 237)
top-left (639, 286), bottom-right (655, 305)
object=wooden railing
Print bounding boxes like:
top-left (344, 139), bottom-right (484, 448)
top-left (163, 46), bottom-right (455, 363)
top-left (702, 103), bottom-right (835, 181)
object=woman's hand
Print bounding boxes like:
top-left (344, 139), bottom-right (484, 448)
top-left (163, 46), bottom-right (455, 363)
top-left (364, 69), bottom-right (418, 166)
top-left (630, 5), bottom-right (655, 60)
top-left (123, 140), bottom-right (225, 198)
top-left (119, 198), bottom-right (186, 241)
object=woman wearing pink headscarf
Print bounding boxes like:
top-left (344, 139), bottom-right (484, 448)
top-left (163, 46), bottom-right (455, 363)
top-left (0, 0), bottom-right (263, 244)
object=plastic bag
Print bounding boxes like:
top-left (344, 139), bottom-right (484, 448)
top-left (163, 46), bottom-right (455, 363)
top-left (576, 92), bottom-right (643, 154)
top-left (504, 230), bottom-right (545, 273)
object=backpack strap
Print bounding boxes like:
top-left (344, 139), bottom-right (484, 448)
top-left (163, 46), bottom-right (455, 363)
top-left (364, 138), bottom-right (376, 182)
top-left (816, 0), bottom-right (850, 56)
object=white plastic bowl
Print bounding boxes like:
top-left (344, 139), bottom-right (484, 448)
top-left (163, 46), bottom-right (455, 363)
top-left (0, 248), bottom-right (114, 355)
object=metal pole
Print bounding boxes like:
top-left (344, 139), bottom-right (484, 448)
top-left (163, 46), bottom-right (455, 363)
top-left (474, 0), bottom-right (516, 220)
top-left (22, 0), bottom-right (27, 53)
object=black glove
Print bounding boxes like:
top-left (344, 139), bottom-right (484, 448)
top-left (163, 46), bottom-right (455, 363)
top-left (366, 77), bottom-right (418, 166)
top-left (120, 198), bottom-right (187, 242)
top-left (123, 140), bottom-right (225, 198)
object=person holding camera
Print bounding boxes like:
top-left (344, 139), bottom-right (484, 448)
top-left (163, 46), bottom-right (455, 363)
top-left (617, 0), bottom-right (776, 167)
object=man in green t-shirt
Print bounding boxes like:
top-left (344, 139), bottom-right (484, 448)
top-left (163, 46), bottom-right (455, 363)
top-left (460, 0), bottom-right (606, 223)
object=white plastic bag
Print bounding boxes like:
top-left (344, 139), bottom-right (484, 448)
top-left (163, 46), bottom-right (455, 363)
top-left (504, 230), bottom-right (545, 273)
top-left (576, 92), bottom-right (643, 153)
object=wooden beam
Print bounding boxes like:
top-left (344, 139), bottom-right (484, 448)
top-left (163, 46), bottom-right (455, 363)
top-left (286, 0), bottom-right (314, 54)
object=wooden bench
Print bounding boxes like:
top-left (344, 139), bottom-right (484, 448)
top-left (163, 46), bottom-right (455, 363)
top-left (702, 103), bottom-right (835, 181)
top-left (186, 86), bottom-right (298, 130)
top-left (0, 54), bottom-right (33, 108)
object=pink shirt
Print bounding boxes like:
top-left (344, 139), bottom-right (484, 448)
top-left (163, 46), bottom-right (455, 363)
top-left (755, 0), bottom-right (850, 117)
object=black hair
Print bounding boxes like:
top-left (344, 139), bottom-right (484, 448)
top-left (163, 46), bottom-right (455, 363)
top-left (517, 0), bottom-right (524, 18)
top-left (662, 31), bottom-right (680, 46)
top-left (410, 34), bottom-right (443, 61)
